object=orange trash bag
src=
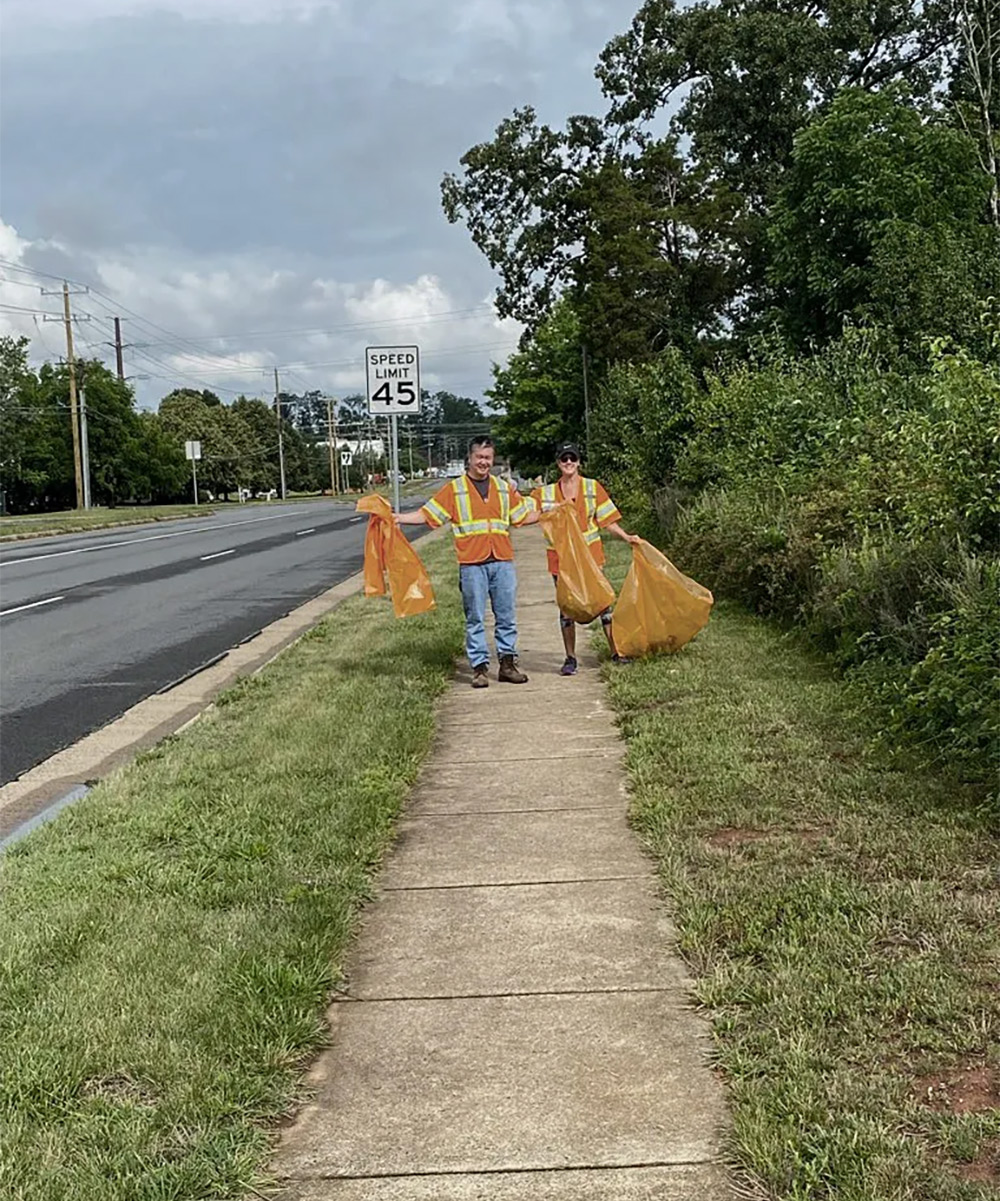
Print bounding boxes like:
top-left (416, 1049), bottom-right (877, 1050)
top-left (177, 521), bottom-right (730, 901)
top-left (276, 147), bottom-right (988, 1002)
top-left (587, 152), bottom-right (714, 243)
top-left (612, 540), bottom-right (713, 657)
top-left (356, 494), bottom-right (436, 619)
top-left (538, 502), bottom-right (616, 625)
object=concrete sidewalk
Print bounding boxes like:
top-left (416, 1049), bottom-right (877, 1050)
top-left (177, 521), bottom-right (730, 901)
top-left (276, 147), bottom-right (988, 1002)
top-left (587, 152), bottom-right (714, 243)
top-left (270, 529), bottom-right (735, 1200)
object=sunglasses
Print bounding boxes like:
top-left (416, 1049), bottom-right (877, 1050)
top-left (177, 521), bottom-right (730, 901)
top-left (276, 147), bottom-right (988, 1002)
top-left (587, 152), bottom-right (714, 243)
top-left (558, 453), bottom-right (579, 463)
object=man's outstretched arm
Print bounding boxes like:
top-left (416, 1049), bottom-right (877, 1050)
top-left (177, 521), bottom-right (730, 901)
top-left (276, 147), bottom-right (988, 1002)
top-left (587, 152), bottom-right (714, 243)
top-left (395, 509), bottom-right (429, 526)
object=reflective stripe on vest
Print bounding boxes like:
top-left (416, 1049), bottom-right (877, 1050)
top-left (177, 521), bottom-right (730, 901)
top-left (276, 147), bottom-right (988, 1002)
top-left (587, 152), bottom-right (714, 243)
top-left (581, 477), bottom-right (600, 543)
top-left (450, 475), bottom-right (513, 541)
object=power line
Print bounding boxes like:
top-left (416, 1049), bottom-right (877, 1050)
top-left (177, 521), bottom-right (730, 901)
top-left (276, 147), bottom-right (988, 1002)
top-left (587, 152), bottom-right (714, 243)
top-left (0, 258), bottom-right (514, 399)
top-left (0, 302), bottom-right (60, 316)
top-left (118, 305), bottom-right (502, 348)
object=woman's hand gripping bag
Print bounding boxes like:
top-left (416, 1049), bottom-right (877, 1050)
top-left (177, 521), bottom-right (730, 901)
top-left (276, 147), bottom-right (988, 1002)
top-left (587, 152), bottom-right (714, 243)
top-left (538, 502), bottom-right (616, 624)
top-left (356, 494), bottom-right (436, 618)
top-left (612, 540), bottom-right (713, 657)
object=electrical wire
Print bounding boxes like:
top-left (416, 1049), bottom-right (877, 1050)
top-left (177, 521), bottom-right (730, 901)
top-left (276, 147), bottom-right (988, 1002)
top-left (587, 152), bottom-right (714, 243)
top-left (0, 257), bottom-right (512, 400)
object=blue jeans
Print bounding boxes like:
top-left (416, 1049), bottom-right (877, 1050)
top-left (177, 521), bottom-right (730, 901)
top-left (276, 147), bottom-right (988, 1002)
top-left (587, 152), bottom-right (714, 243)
top-left (459, 559), bottom-right (518, 669)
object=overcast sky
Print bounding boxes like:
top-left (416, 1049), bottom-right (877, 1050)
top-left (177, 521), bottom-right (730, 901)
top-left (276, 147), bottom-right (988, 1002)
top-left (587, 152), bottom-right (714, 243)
top-left (0, 0), bottom-right (637, 409)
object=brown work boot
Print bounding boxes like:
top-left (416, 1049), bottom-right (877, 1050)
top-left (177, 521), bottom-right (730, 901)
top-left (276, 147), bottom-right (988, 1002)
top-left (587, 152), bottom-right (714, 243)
top-left (498, 654), bottom-right (528, 684)
top-left (471, 664), bottom-right (490, 688)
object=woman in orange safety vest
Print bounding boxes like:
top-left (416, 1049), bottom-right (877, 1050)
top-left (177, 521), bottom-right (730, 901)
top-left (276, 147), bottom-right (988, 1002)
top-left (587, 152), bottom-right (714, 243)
top-left (531, 442), bottom-right (640, 676)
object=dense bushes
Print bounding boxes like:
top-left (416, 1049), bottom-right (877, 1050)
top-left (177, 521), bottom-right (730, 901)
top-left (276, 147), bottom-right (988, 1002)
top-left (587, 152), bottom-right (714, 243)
top-left (594, 326), bottom-right (999, 787)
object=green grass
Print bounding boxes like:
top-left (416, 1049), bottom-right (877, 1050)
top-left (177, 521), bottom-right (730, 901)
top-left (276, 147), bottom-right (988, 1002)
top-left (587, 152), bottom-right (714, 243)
top-left (0, 505), bottom-right (213, 540)
top-left (599, 540), bottom-right (1000, 1200)
top-left (0, 536), bottom-right (463, 1200)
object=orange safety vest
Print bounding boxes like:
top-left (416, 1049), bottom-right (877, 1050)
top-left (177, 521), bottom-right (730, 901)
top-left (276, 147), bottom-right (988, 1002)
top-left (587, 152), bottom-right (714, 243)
top-left (533, 477), bottom-right (620, 570)
top-left (422, 474), bottom-right (534, 564)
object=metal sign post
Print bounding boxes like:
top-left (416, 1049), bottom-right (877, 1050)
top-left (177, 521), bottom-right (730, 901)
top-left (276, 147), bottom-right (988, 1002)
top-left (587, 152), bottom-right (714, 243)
top-left (390, 414), bottom-right (401, 513)
top-left (185, 440), bottom-right (202, 505)
top-left (365, 345), bottom-right (420, 514)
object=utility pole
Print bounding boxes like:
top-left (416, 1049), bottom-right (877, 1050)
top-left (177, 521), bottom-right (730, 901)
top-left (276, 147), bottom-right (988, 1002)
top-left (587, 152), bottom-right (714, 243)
top-left (581, 342), bottom-right (592, 463)
top-left (273, 367), bottom-right (287, 500)
top-left (331, 396), bottom-right (343, 494)
top-left (59, 284), bottom-right (84, 509)
top-left (79, 385), bottom-right (93, 509)
top-left (113, 317), bottom-right (125, 381)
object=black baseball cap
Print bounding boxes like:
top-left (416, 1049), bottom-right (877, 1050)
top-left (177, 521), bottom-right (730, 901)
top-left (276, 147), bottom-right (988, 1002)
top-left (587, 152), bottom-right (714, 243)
top-left (555, 442), bottom-right (581, 460)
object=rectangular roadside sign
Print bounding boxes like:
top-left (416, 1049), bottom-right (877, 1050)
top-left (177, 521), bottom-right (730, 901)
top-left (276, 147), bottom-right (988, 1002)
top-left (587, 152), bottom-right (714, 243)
top-left (365, 346), bottom-right (421, 415)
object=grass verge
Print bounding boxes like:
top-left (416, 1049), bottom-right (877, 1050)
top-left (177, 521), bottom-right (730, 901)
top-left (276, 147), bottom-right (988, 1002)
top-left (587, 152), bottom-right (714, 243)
top-left (0, 505), bottom-right (213, 541)
top-left (0, 535), bottom-right (463, 1200)
top-left (600, 540), bottom-right (1000, 1201)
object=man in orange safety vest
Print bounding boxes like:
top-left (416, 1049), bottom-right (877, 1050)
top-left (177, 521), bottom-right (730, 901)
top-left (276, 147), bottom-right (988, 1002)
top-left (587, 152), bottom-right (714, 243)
top-left (396, 436), bottom-right (540, 688)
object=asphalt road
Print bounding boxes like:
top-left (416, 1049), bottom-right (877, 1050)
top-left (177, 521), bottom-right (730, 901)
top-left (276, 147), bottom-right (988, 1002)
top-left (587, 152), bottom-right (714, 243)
top-left (0, 500), bottom-right (429, 785)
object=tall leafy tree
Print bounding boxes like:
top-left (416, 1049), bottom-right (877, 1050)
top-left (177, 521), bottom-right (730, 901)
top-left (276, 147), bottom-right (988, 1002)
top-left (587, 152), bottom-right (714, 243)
top-left (488, 299), bottom-right (587, 478)
top-left (442, 111), bottom-right (736, 363)
top-left (767, 88), bottom-right (1000, 348)
top-left (952, 0), bottom-right (1000, 226)
top-left (0, 336), bottom-right (73, 512)
top-left (443, 0), bottom-right (965, 359)
top-left (158, 389), bottom-right (261, 500)
top-left (597, 0), bottom-right (957, 208)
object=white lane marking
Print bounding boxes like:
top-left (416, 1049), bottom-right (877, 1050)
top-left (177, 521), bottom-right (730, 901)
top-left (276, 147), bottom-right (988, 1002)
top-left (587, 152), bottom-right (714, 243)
top-left (350, 516), bottom-right (365, 523)
top-left (200, 549), bottom-right (235, 562)
top-left (0, 594), bottom-right (65, 617)
top-left (295, 528), bottom-right (316, 536)
top-left (2, 511), bottom-right (316, 567)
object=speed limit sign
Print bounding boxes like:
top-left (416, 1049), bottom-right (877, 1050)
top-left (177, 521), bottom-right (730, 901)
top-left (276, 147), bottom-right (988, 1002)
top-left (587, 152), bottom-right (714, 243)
top-left (365, 346), bottom-right (421, 415)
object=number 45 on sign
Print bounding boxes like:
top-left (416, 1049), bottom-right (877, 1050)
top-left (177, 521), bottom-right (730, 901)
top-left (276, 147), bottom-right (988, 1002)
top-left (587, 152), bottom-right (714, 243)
top-left (365, 346), bottom-right (421, 414)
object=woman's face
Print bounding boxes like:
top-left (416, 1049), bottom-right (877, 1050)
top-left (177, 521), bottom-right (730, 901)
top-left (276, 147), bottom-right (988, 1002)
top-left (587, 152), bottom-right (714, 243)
top-left (557, 452), bottom-right (580, 480)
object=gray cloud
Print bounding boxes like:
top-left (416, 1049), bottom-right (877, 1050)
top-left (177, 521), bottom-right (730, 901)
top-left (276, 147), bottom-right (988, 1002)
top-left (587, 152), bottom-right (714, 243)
top-left (1, 0), bottom-right (636, 406)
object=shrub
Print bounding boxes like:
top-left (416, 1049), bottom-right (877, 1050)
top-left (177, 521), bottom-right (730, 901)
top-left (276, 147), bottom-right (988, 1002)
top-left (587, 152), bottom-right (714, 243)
top-left (623, 324), bottom-right (999, 786)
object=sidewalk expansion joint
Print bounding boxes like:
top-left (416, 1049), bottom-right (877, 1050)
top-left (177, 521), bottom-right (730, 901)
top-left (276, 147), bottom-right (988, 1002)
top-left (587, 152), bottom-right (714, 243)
top-left (381, 874), bottom-right (651, 892)
top-left (408, 803), bottom-right (623, 817)
top-left (335, 986), bottom-right (686, 1004)
top-left (431, 751), bottom-right (621, 765)
top-left (285, 1158), bottom-right (720, 1183)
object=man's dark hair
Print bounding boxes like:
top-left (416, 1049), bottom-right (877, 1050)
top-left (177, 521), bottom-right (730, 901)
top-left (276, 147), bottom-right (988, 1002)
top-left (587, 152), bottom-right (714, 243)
top-left (467, 435), bottom-right (495, 456)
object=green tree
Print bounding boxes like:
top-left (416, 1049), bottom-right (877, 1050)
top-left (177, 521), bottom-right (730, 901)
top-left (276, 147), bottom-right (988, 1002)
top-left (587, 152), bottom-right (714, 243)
top-left (72, 361), bottom-right (152, 506)
top-left (952, 0), bottom-right (1000, 227)
top-left (488, 299), bottom-right (586, 478)
top-left (231, 396), bottom-right (281, 492)
top-left (443, 2), bottom-right (964, 361)
top-left (405, 391), bottom-right (488, 467)
top-left (133, 412), bottom-right (188, 502)
top-left (0, 337), bottom-right (72, 512)
top-left (442, 112), bottom-right (737, 363)
top-left (158, 389), bottom-right (261, 500)
top-left (767, 88), bottom-right (999, 348)
top-left (590, 347), bottom-right (701, 536)
top-left (597, 0), bottom-right (957, 211)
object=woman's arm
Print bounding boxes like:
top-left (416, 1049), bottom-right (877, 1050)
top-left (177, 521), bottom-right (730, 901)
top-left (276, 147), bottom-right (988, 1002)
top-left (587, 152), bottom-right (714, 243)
top-left (605, 520), bottom-right (641, 544)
